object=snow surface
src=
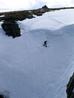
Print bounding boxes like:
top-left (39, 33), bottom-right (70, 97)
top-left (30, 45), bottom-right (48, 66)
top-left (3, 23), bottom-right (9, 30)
top-left (0, 9), bottom-right (74, 98)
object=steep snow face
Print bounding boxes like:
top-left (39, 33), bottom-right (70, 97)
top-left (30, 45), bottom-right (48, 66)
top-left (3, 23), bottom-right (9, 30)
top-left (0, 9), bottom-right (74, 98)
top-left (21, 9), bottom-right (74, 32)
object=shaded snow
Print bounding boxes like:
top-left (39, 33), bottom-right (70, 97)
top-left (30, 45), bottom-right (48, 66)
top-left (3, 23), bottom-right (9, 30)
top-left (0, 9), bottom-right (74, 98)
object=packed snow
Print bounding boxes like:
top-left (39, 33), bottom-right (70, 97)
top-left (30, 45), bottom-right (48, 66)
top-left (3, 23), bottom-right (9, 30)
top-left (0, 9), bottom-right (74, 98)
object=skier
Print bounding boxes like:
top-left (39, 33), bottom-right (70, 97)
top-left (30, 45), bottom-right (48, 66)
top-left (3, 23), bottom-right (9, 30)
top-left (43, 40), bottom-right (47, 47)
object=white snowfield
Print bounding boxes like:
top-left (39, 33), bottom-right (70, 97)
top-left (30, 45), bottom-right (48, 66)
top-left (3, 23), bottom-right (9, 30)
top-left (0, 9), bottom-right (74, 98)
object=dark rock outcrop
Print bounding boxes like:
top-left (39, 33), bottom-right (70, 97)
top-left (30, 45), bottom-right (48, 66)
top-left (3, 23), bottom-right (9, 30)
top-left (0, 94), bottom-right (4, 98)
top-left (66, 73), bottom-right (74, 98)
top-left (32, 5), bottom-right (49, 16)
top-left (1, 19), bottom-right (21, 38)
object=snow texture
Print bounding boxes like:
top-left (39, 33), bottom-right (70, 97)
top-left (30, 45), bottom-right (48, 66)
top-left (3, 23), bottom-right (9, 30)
top-left (0, 9), bottom-right (74, 98)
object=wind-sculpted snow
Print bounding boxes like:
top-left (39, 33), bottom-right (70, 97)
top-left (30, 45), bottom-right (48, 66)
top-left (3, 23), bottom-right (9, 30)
top-left (59, 24), bottom-right (74, 36)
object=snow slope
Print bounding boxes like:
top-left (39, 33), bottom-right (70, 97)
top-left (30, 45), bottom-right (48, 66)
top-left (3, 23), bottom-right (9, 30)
top-left (0, 9), bottom-right (74, 98)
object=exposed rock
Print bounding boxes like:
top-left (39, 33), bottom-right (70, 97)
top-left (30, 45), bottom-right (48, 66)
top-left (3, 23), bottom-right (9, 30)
top-left (0, 94), bottom-right (4, 98)
top-left (32, 5), bottom-right (49, 16)
top-left (66, 73), bottom-right (74, 98)
top-left (1, 19), bottom-right (21, 38)
top-left (4, 11), bottom-right (34, 21)
top-left (0, 90), bottom-right (10, 98)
